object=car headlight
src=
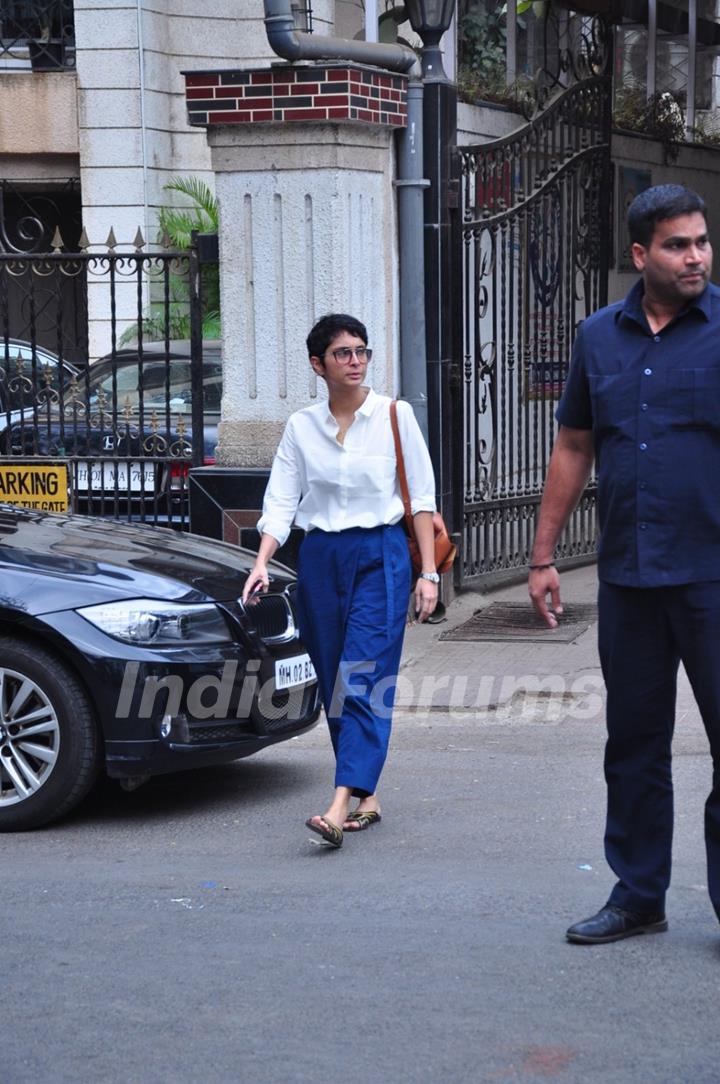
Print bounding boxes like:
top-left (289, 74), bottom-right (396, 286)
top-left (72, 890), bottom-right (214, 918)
top-left (76, 599), bottom-right (233, 645)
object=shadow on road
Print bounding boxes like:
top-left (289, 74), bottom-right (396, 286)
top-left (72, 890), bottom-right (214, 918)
top-left (58, 754), bottom-right (315, 830)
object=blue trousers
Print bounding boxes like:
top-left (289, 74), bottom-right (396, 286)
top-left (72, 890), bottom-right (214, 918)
top-left (599, 581), bottom-right (720, 919)
top-left (295, 523), bottom-right (411, 798)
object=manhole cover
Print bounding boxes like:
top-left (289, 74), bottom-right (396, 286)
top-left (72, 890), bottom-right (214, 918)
top-left (440, 602), bottom-right (598, 643)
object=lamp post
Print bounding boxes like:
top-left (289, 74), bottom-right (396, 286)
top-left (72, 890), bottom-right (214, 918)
top-left (404, 0), bottom-right (455, 82)
top-left (404, 0), bottom-right (459, 594)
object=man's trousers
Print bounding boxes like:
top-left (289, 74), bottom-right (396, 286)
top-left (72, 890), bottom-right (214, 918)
top-left (599, 580), bottom-right (720, 919)
top-left (295, 523), bottom-right (411, 799)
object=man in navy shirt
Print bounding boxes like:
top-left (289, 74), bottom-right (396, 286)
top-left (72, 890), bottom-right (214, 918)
top-left (529, 184), bottom-right (720, 944)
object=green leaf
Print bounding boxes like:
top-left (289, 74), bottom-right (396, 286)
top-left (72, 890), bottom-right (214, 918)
top-left (163, 177), bottom-right (219, 229)
top-left (499, 1), bottom-right (541, 15)
top-left (156, 177), bottom-right (219, 251)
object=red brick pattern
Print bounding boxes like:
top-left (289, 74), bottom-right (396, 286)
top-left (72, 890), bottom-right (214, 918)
top-left (183, 64), bottom-right (407, 128)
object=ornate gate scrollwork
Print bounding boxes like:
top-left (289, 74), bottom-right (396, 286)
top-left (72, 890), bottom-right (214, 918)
top-left (453, 13), bottom-right (612, 585)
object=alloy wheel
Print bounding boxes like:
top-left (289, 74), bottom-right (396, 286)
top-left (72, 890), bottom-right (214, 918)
top-left (0, 667), bottom-right (60, 807)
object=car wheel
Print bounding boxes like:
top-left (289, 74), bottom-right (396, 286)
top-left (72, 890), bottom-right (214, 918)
top-left (0, 639), bottom-right (100, 831)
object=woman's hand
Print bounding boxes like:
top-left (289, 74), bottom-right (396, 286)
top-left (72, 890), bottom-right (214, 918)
top-left (411, 512), bottom-right (439, 622)
top-left (242, 533), bottom-right (280, 604)
top-left (242, 561), bottom-right (269, 603)
top-left (414, 576), bottom-right (438, 623)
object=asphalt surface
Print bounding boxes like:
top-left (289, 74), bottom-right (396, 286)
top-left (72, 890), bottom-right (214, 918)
top-left (4, 564), bottom-right (720, 1083)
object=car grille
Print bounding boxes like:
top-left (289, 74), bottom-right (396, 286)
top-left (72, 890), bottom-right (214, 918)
top-left (243, 592), bottom-right (297, 644)
top-left (183, 684), bottom-right (319, 743)
top-left (252, 683), bottom-right (320, 733)
top-left (187, 722), bottom-right (256, 744)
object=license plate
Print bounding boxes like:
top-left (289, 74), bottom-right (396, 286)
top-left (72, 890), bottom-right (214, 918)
top-left (75, 461), bottom-right (156, 493)
top-left (274, 653), bottom-right (317, 690)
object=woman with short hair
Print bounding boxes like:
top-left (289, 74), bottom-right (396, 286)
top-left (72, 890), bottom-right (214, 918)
top-left (242, 313), bottom-right (438, 848)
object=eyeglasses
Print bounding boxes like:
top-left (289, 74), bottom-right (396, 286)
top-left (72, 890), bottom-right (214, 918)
top-left (326, 346), bottom-right (372, 364)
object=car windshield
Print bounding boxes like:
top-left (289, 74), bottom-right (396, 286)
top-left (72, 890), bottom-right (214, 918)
top-left (87, 356), bottom-right (223, 414)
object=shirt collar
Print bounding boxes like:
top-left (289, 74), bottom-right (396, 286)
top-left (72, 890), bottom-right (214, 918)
top-left (617, 277), bottom-right (712, 328)
top-left (320, 386), bottom-right (376, 425)
top-left (356, 387), bottom-right (377, 416)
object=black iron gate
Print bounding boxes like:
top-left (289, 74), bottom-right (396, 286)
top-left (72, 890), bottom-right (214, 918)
top-left (0, 233), bottom-right (218, 528)
top-left (453, 20), bottom-right (612, 586)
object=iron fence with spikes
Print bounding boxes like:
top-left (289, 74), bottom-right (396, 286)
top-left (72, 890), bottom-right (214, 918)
top-left (0, 225), bottom-right (219, 528)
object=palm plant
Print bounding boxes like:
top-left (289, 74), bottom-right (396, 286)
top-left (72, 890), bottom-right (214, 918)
top-left (120, 177), bottom-right (220, 345)
top-left (157, 177), bottom-right (219, 247)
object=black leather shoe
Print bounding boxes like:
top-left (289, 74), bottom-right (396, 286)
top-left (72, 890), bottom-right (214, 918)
top-left (566, 904), bottom-right (668, 944)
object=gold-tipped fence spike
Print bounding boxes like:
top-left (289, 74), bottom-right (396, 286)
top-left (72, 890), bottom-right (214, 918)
top-left (51, 227), bottom-right (64, 253)
top-left (133, 227), bottom-right (146, 251)
top-left (105, 227), bottom-right (118, 252)
top-left (77, 228), bottom-right (90, 252)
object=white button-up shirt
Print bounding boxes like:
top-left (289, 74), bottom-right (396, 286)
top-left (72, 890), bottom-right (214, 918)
top-left (257, 388), bottom-right (437, 546)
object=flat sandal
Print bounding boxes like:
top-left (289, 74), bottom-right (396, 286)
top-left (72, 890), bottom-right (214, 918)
top-left (305, 816), bottom-right (343, 847)
top-left (344, 810), bottom-right (382, 831)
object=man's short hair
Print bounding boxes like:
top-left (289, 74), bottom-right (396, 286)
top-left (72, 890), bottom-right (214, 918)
top-left (628, 184), bottom-right (708, 247)
top-left (306, 314), bottom-right (368, 359)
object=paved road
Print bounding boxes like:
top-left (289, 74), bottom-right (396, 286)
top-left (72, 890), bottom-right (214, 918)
top-left (4, 698), bottom-right (720, 1083)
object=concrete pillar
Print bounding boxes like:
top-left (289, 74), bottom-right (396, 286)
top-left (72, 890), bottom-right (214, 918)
top-left (209, 122), bottom-right (397, 465)
top-left (184, 63), bottom-right (407, 469)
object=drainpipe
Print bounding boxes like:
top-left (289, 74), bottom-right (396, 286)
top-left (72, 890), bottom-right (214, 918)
top-left (264, 0), bottom-right (418, 72)
top-left (686, 0), bottom-right (697, 141)
top-left (263, 0), bottom-right (430, 438)
top-left (395, 78), bottom-right (430, 439)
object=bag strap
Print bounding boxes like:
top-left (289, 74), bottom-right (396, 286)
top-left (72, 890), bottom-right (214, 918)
top-left (390, 400), bottom-right (414, 528)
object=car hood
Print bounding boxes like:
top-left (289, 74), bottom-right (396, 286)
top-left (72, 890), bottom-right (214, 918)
top-left (0, 506), bottom-right (293, 613)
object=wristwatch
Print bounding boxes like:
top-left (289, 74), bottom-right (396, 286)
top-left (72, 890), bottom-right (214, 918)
top-left (419, 571), bottom-right (440, 583)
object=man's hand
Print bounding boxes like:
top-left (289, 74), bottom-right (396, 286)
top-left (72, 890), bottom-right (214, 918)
top-left (528, 565), bottom-right (563, 629)
top-left (527, 426), bottom-right (593, 631)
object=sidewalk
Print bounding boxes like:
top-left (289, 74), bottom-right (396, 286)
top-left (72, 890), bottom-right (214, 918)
top-left (398, 563), bottom-right (603, 719)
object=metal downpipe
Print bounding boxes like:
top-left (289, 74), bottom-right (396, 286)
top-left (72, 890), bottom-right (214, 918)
top-left (395, 79), bottom-right (430, 439)
top-left (263, 0), bottom-right (419, 73)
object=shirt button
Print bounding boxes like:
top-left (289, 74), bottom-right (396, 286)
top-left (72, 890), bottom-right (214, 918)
top-left (654, 336), bottom-right (661, 342)
top-left (644, 368), bottom-right (652, 375)
top-left (639, 442), bottom-right (647, 450)
top-left (639, 482), bottom-right (648, 490)
top-left (641, 403), bottom-right (648, 411)
top-left (639, 523), bottom-right (648, 530)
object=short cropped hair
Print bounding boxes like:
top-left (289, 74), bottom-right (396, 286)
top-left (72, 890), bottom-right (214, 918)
top-left (628, 184), bottom-right (707, 247)
top-left (306, 313), bottom-right (368, 359)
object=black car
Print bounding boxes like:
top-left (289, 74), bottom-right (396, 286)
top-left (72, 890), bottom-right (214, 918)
top-left (6, 341), bottom-right (221, 525)
top-left (0, 506), bottom-right (320, 830)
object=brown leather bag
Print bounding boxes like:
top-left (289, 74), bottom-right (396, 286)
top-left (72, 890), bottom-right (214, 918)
top-left (390, 400), bottom-right (457, 577)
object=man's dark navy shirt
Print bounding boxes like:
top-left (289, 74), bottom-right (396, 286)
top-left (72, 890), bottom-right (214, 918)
top-left (556, 278), bottom-right (720, 587)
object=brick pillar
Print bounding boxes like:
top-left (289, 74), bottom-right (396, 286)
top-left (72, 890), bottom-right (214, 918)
top-left (184, 64), bottom-right (408, 469)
